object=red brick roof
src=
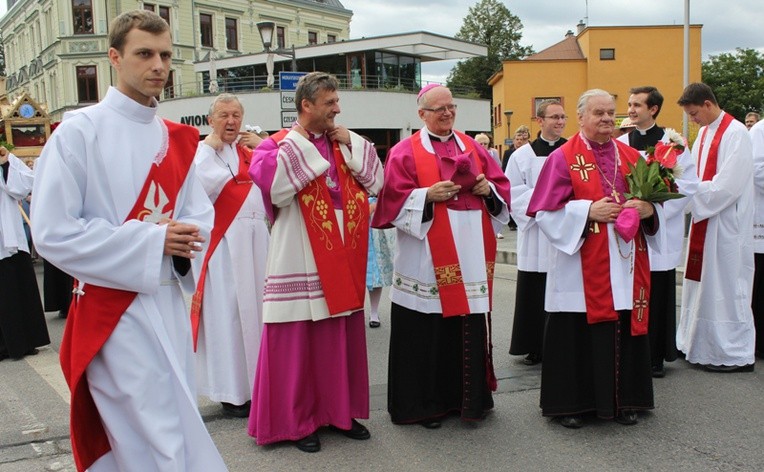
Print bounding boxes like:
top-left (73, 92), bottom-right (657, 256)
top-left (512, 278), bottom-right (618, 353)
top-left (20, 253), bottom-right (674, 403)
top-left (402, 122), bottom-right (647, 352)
top-left (525, 35), bottom-right (584, 61)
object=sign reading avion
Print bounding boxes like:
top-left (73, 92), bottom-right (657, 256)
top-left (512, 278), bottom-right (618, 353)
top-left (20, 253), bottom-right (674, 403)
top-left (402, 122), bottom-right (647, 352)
top-left (280, 71), bottom-right (307, 128)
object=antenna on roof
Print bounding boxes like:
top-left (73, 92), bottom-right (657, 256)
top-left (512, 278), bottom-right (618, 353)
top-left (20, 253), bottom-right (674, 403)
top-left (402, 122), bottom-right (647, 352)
top-left (585, 0), bottom-right (589, 26)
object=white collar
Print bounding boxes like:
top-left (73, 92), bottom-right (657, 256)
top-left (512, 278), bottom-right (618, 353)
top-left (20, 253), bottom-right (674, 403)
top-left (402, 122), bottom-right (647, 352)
top-left (419, 127), bottom-right (465, 154)
top-left (102, 86), bottom-right (158, 124)
top-left (635, 122), bottom-right (657, 135)
top-left (539, 135), bottom-right (560, 146)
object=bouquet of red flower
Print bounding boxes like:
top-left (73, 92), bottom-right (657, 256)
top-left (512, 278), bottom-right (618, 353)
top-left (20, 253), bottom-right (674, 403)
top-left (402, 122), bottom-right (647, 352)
top-left (624, 128), bottom-right (686, 203)
top-left (615, 129), bottom-right (686, 242)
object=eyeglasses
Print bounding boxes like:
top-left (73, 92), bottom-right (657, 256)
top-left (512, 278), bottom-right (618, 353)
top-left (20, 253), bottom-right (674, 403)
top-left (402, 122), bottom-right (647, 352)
top-left (541, 114), bottom-right (567, 121)
top-left (421, 104), bottom-right (458, 114)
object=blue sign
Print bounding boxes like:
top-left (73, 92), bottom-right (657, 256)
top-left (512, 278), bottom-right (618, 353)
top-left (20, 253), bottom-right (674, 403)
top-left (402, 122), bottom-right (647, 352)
top-left (279, 72), bottom-right (307, 91)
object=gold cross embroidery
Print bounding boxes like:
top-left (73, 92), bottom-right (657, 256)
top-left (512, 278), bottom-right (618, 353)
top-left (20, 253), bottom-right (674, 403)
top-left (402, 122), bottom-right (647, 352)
top-left (435, 264), bottom-right (463, 286)
top-left (570, 153), bottom-right (596, 182)
top-left (634, 286), bottom-right (648, 322)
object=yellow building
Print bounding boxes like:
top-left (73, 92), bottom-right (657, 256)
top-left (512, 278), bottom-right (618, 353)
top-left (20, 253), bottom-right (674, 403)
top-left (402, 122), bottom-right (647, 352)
top-left (0, 0), bottom-right (352, 122)
top-left (489, 24), bottom-right (702, 155)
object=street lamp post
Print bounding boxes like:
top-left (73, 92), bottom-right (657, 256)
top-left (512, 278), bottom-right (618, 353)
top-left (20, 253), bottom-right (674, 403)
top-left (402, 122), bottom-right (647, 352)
top-left (256, 21), bottom-right (297, 88)
top-left (504, 109), bottom-right (514, 146)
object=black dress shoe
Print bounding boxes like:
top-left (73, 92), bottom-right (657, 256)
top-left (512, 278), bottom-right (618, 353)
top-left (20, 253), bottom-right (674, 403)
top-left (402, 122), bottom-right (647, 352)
top-left (704, 363), bottom-right (755, 373)
top-left (369, 320), bottom-right (381, 328)
top-left (615, 410), bottom-right (638, 426)
top-left (329, 419), bottom-right (370, 440)
top-left (523, 352), bottom-right (542, 366)
top-left (294, 433), bottom-right (320, 453)
top-left (420, 419), bottom-right (442, 429)
top-left (221, 401), bottom-right (251, 418)
top-left (559, 415), bottom-right (583, 429)
top-left (651, 363), bottom-right (665, 378)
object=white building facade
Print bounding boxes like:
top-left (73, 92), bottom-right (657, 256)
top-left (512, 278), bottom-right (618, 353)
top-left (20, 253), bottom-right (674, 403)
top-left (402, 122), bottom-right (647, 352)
top-left (0, 0), bottom-right (352, 121)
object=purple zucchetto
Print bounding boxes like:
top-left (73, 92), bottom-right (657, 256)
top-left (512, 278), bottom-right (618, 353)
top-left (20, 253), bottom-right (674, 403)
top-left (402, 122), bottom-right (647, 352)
top-left (417, 83), bottom-right (444, 102)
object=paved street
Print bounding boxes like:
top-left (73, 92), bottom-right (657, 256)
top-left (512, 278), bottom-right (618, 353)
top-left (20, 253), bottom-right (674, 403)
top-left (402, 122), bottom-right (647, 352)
top-left (1, 229), bottom-right (762, 471)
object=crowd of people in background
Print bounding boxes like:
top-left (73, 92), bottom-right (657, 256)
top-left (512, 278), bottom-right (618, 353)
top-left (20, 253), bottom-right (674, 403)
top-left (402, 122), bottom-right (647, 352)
top-left (1, 8), bottom-right (762, 471)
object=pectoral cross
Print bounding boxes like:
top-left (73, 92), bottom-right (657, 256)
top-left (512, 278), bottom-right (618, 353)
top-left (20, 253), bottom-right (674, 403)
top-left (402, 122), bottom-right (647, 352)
top-left (612, 189), bottom-right (620, 204)
top-left (638, 236), bottom-right (647, 252)
top-left (589, 221), bottom-right (600, 234)
top-left (634, 286), bottom-right (648, 322)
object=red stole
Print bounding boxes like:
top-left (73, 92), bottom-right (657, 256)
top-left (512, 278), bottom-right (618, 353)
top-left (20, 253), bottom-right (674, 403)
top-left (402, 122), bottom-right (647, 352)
top-left (60, 120), bottom-right (198, 472)
top-left (685, 112), bottom-right (735, 281)
top-left (411, 130), bottom-right (497, 317)
top-left (561, 134), bottom-right (650, 335)
top-left (190, 144), bottom-right (253, 350)
top-left (273, 130), bottom-right (369, 315)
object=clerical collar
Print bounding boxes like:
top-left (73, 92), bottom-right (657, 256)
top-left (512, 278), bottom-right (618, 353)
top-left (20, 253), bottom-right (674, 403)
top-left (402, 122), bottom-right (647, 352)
top-left (635, 122), bottom-right (657, 136)
top-left (425, 127), bottom-right (454, 142)
top-left (708, 110), bottom-right (725, 129)
top-left (103, 86), bottom-right (158, 124)
top-left (294, 121), bottom-right (325, 140)
top-left (580, 132), bottom-right (611, 150)
top-left (539, 135), bottom-right (560, 146)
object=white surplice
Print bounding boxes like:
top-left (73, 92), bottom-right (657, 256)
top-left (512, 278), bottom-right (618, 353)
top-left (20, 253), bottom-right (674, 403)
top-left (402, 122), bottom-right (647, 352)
top-left (193, 142), bottom-right (269, 405)
top-left (537, 202), bottom-right (664, 313)
top-left (677, 112), bottom-right (756, 366)
top-left (387, 131), bottom-right (510, 314)
top-left (0, 152), bottom-right (33, 259)
top-left (31, 87), bottom-right (227, 471)
top-left (504, 142), bottom-right (551, 272)
top-left (261, 129), bottom-right (383, 323)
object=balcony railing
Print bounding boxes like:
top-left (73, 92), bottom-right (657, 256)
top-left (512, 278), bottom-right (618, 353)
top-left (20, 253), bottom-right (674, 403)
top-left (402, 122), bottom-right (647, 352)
top-left (161, 73), bottom-right (480, 101)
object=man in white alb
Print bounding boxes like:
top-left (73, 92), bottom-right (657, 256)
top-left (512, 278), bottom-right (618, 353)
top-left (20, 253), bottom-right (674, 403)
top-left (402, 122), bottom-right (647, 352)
top-left (676, 82), bottom-right (756, 372)
top-left (192, 93), bottom-right (270, 418)
top-left (31, 10), bottom-right (227, 471)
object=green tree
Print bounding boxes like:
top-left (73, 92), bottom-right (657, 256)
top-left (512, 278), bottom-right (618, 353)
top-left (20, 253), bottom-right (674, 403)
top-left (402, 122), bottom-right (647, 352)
top-left (447, 0), bottom-right (533, 99)
top-left (702, 48), bottom-right (764, 121)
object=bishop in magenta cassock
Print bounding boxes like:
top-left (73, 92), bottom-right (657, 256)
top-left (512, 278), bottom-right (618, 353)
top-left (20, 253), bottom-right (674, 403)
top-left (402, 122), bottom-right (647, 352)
top-left (527, 89), bottom-right (665, 429)
top-left (372, 84), bottom-right (510, 429)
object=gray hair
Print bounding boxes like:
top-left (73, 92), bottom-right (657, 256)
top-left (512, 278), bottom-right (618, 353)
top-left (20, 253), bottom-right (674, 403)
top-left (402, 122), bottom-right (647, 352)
top-left (295, 72), bottom-right (339, 113)
top-left (577, 89), bottom-right (614, 116)
top-left (208, 93), bottom-right (244, 117)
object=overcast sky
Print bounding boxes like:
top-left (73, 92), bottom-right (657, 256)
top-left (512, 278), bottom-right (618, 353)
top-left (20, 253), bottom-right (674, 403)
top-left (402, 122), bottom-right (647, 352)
top-left (340, 0), bottom-right (764, 83)
top-left (2, 0), bottom-right (762, 82)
